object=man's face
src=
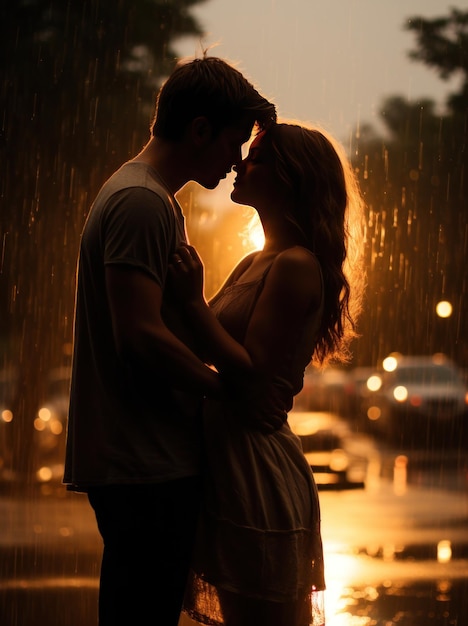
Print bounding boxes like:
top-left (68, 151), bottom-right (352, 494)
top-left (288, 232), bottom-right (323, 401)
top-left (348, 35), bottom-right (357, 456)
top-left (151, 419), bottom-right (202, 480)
top-left (193, 119), bottom-right (254, 189)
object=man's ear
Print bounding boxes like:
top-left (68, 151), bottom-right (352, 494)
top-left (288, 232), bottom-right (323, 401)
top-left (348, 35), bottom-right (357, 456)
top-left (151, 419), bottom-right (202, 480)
top-left (190, 116), bottom-right (213, 147)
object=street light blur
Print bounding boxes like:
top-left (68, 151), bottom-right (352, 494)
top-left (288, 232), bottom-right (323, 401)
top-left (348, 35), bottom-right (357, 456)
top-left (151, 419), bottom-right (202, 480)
top-left (436, 300), bottom-right (452, 319)
top-left (382, 354), bottom-right (401, 372)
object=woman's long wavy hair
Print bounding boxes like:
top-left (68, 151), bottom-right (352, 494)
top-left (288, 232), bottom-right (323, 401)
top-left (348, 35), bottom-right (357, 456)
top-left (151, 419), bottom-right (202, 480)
top-left (264, 122), bottom-right (366, 365)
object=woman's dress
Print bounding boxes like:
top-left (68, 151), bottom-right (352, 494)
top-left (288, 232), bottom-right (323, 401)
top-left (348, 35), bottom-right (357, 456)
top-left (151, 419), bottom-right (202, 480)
top-left (183, 251), bottom-right (326, 626)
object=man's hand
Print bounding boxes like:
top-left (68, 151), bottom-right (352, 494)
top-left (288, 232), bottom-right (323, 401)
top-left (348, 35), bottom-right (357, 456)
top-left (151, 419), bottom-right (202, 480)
top-left (168, 244), bottom-right (205, 306)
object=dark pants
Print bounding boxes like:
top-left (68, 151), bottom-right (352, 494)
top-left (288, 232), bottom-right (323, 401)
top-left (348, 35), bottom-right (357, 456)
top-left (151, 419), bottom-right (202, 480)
top-left (88, 477), bottom-right (201, 626)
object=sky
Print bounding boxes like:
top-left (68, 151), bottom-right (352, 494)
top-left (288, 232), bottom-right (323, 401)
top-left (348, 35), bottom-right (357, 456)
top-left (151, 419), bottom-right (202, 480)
top-left (177, 0), bottom-right (461, 145)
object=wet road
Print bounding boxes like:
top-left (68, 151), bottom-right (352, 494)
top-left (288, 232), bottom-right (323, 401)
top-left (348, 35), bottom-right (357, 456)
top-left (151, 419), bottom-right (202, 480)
top-left (319, 482), bottom-right (468, 625)
top-left (1, 416), bottom-right (467, 625)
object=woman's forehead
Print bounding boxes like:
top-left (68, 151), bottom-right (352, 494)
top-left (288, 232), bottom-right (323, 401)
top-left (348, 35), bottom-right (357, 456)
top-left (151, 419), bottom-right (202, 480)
top-left (250, 130), bottom-right (267, 150)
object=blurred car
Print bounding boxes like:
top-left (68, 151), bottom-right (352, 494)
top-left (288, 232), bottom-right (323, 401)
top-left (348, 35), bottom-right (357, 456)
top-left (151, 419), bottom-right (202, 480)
top-left (345, 366), bottom-right (386, 426)
top-left (288, 411), bottom-right (368, 490)
top-left (33, 366), bottom-right (71, 483)
top-left (293, 366), bottom-right (353, 416)
top-left (365, 354), bottom-right (468, 444)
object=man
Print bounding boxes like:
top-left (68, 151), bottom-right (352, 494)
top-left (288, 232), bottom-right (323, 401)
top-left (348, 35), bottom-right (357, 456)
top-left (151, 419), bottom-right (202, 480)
top-left (63, 56), bottom-right (276, 625)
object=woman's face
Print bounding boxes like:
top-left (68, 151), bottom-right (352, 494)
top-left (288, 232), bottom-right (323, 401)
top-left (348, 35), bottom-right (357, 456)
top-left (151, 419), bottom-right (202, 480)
top-left (231, 131), bottom-right (286, 209)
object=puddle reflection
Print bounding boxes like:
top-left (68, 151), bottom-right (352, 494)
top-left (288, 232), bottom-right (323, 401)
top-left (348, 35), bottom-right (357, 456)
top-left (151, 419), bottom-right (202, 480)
top-left (322, 548), bottom-right (468, 624)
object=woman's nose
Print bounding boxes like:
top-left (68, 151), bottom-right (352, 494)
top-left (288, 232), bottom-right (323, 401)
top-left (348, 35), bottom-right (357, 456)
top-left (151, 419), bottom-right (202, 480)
top-left (233, 158), bottom-right (246, 173)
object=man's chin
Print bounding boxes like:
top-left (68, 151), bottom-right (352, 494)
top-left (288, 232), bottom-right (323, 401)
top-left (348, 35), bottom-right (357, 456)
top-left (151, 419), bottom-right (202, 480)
top-left (197, 178), bottom-right (221, 190)
top-left (230, 192), bottom-right (243, 206)
top-left (230, 187), bottom-right (240, 201)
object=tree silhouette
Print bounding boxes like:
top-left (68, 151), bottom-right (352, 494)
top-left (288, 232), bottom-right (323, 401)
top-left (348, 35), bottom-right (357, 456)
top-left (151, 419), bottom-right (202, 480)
top-left (406, 9), bottom-right (468, 88)
top-left (0, 0), bottom-right (208, 481)
top-left (351, 8), bottom-right (468, 368)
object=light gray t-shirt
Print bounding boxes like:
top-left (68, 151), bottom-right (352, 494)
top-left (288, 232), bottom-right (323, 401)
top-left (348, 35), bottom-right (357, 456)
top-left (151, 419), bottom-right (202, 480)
top-left (64, 162), bottom-right (203, 490)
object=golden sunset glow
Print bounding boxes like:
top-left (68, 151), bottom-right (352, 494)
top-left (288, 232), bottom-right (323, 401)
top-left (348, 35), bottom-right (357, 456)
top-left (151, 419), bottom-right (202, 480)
top-left (243, 214), bottom-right (265, 251)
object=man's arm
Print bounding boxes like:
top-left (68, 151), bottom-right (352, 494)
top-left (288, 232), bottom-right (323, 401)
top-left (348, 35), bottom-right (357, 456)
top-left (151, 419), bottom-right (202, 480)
top-left (106, 265), bottom-right (221, 395)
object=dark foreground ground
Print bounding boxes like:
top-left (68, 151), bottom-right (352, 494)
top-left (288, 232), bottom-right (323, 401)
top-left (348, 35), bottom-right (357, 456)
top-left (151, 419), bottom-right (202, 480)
top-left (1, 416), bottom-right (467, 625)
top-left (2, 571), bottom-right (467, 625)
top-left (1, 478), bottom-right (467, 626)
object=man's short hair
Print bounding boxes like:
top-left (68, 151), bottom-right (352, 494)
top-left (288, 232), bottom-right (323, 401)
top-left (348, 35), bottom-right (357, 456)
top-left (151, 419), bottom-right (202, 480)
top-left (151, 56), bottom-right (276, 140)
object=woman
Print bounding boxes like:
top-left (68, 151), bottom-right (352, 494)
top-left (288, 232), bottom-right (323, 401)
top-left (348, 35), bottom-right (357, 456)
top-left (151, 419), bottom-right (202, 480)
top-left (171, 122), bottom-right (365, 626)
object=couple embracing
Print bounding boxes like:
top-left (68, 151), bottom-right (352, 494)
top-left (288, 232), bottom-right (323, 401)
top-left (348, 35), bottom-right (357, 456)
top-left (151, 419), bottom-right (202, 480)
top-left (64, 55), bottom-right (364, 626)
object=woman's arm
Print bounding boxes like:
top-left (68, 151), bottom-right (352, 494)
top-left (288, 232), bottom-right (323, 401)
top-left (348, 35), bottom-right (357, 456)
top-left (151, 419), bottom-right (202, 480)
top-left (169, 245), bottom-right (253, 376)
top-left (170, 245), bottom-right (322, 379)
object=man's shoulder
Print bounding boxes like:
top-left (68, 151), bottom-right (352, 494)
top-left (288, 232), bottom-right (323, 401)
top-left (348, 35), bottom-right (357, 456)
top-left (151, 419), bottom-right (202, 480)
top-left (103, 162), bottom-right (170, 201)
top-left (90, 163), bottom-right (174, 221)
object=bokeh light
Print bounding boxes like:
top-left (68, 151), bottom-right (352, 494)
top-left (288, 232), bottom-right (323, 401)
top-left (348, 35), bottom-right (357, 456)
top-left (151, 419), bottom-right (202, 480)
top-left (436, 300), bottom-right (453, 318)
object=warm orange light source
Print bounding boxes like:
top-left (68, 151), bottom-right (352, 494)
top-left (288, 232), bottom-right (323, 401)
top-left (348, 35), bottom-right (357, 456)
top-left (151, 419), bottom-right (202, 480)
top-left (367, 375), bottom-right (382, 392)
top-left (436, 300), bottom-right (452, 318)
top-left (393, 385), bottom-right (408, 402)
top-left (37, 466), bottom-right (53, 482)
top-left (38, 407), bottom-right (52, 421)
top-left (1, 410), bottom-right (13, 423)
top-left (367, 406), bottom-right (381, 421)
top-left (244, 214), bottom-right (264, 251)
top-left (383, 355), bottom-right (399, 372)
top-left (437, 540), bottom-right (452, 563)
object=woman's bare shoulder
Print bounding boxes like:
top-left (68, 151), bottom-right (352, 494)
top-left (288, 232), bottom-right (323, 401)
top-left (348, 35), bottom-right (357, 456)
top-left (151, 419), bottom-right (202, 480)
top-left (274, 246), bottom-right (321, 277)
top-left (268, 247), bottom-right (322, 302)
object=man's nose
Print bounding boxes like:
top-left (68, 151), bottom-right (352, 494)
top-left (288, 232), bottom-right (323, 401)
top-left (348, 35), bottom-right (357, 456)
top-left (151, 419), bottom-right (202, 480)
top-left (232, 155), bottom-right (245, 173)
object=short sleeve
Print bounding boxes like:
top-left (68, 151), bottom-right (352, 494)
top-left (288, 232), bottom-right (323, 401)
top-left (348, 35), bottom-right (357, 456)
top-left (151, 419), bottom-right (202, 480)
top-left (102, 187), bottom-right (176, 288)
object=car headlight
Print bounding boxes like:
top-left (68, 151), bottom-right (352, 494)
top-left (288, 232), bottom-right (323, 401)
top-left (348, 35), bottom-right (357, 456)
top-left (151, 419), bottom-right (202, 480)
top-left (329, 449), bottom-right (349, 472)
top-left (393, 386), bottom-right (408, 402)
top-left (34, 406), bottom-right (63, 435)
top-left (367, 375), bottom-right (382, 392)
